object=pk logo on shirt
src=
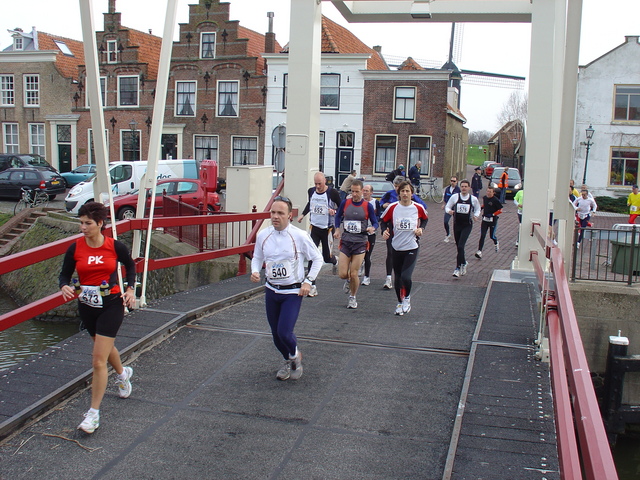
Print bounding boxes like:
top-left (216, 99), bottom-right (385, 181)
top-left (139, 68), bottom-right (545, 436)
top-left (88, 256), bottom-right (104, 265)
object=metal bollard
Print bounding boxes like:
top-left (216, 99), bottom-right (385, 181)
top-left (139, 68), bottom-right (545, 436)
top-left (602, 331), bottom-right (629, 433)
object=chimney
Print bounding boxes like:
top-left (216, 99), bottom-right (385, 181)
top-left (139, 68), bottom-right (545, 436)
top-left (264, 12), bottom-right (276, 54)
top-left (32, 26), bottom-right (39, 50)
top-left (109, 0), bottom-right (116, 14)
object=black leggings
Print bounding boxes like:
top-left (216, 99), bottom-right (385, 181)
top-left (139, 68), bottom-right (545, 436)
top-left (363, 233), bottom-right (376, 276)
top-left (478, 217), bottom-right (499, 251)
top-left (308, 225), bottom-right (336, 283)
top-left (454, 222), bottom-right (473, 268)
top-left (392, 247), bottom-right (419, 302)
top-left (385, 237), bottom-right (393, 275)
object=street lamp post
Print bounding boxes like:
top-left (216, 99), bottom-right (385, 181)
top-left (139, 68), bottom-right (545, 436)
top-left (581, 124), bottom-right (595, 185)
top-left (511, 137), bottom-right (518, 169)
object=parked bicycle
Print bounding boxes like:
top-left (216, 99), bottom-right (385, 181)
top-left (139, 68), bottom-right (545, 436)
top-left (418, 178), bottom-right (444, 203)
top-left (14, 187), bottom-right (49, 215)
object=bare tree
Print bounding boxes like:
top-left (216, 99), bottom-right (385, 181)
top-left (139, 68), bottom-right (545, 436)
top-left (496, 91), bottom-right (528, 128)
top-left (468, 130), bottom-right (493, 145)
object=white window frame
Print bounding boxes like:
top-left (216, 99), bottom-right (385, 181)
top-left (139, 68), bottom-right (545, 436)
top-left (394, 86), bottom-right (416, 122)
top-left (3, 123), bottom-right (19, 153)
top-left (200, 32), bottom-right (216, 59)
top-left (85, 77), bottom-right (107, 108)
top-left (14, 37), bottom-right (23, 51)
top-left (29, 123), bottom-right (46, 157)
top-left (175, 81), bottom-right (197, 117)
top-left (374, 134), bottom-right (398, 174)
top-left (107, 40), bottom-right (118, 64)
top-left (120, 129), bottom-right (141, 162)
top-left (24, 75), bottom-right (40, 107)
top-left (614, 85), bottom-right (640, 122)
top-left (408, 135), bottom-right (431, 173)
top-left (0, 75), bottom-right (14, 106)
top-left (320, 74), bottom-right (340, 110)
top-left (88, 128), bottom-right (109, 164)
top-left (194, 135), bottom-right (219, 161)
top-left (118, 75), bottom-right (139, 107)
top-left (282, 74), bottom-right (288, 109)
top-left (217, 80), bottom-right (239, 117)
top-left (231, 136), bottom-right (258, 165)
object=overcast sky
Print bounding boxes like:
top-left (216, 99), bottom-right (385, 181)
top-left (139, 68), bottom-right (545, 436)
top-left (3, 0), bottom-right (639, 133)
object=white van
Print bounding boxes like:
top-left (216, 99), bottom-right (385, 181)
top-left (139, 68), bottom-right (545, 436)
top-left (64, 159), bottom-right (198, 214)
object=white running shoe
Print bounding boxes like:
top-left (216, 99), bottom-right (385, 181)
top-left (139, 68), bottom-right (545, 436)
top-left (475, 250), bottom-right (482, 259)
top-left (444, 235), bottom-right (451, 243)
top-left (78, 410), bottom-right (100, 434)
top-left (495, 242), bottom-right (500, 252)
top-left (452, 268), bottom-right (460, 278)
top-left (117, 366), bottom-right (133, 399)
top-left (289, 351), bottom-right (303, 380)
top-left (383, 277), bottom-right (393, 290)
top-left (343, 280), bottom-right (350, 294)
top-left (461, 263), bottom-right (468, 276)
top-left (276, 360), bottom-right (291, 381)
top-left (307, 285), bottom-right (318, 297)
top-left (402, 296), bottom-right (411, 314)
top-left (347, 296), bottom-right (358, 309)
top-left (395, 303), bottom-right (404, 316)
top-left (361, 276), bottom-right (370, 286)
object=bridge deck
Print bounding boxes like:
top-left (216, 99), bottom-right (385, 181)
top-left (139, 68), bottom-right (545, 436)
top-left (0, 271), bottom-right (558, 479)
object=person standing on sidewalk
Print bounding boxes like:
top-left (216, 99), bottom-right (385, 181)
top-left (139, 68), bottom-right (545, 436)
top-left (361, 184), bottom-right (381, 286)
top-left (408, 161), bottom-right (422, 192)
top-left (445, 180), bottom-right (481, 277)
top-left (475, 186), bottom-right (503, 259)
top-left (339, 170), bottom-right (357, 202)
top-left (471, 167), bottom-right (483, 198)
top-left (59, 202), bottom-right (137, 434)
top-left (442, 177), bottom-right (461, 243)
top-left (297, 172), bottom-right (340, 296)
top-left (334, 180), bottom-right (378, 309)
top-left (251, 196), bottom-right (323, 381)
top-left (380, 181), bottom-right (428, 316)
top-left (498, 168), bottom-right (509, 204)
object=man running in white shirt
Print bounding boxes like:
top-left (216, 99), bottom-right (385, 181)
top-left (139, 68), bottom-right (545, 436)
top-left (445, 179), bottom-right (481, 277)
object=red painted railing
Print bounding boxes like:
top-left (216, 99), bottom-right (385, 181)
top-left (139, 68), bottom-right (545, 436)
top-left (529, 222), bottom-right (618, 480)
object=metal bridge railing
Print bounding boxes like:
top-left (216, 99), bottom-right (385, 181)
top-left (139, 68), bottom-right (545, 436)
top-left (529, 221), bottom-right (618, 480)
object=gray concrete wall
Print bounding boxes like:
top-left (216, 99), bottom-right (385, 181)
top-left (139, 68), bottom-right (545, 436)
top-left (570, 281), bottom-right (640, 404)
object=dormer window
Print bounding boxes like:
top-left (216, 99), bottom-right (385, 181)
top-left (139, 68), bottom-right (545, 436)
top-left (14, 37), bottom-right (23, 51)
top-left (107, 40), bottom-right (118, 64)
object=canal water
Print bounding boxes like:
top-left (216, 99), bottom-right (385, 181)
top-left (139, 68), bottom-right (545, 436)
top-left (0, 290), bottom-right (79, 371)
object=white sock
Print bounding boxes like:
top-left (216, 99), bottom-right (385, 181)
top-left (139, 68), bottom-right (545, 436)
top-left (118, 370), bottom-right (128, 380)
top-left (88, 407), bottom-right (99, 416)
top-left (386, 275), bottom-right (391, 280)
top-left (289, 348), bottom-right (298, 360)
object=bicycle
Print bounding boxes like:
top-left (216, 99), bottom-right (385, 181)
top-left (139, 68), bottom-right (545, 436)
top-left (14, 187), bottom-right (49, 215)
top-left (418, 178), bottom-right (444, 203)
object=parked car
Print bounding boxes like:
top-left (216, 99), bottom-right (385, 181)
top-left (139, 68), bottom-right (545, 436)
top-left (484, 162), bottom-right (503, 179)
top-left (111, 178), bottom-right (221, 220)
top-left (0, 153), bottom-right (58, 174)
top-left (489, 167), bottom-right (523, 198)
top-left (481, 160), bottom-right (496, 176)
top-left (362, 178), bottom-right (394, 200)
top-left (0, 167), bottom-right (66, 199)
top-left (61, 164), bottom-right (98, 187)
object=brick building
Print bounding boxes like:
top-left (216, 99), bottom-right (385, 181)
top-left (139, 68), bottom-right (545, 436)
top-left (361, 56), bottom-right (468, 182)
top-left (487, 119), bottom-right (525, 174)
top-left (0, 27), bottom-right (84, 171)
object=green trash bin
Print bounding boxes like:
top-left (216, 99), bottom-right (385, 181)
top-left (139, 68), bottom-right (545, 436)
top-left (610, 232), bottom-right (640, 275)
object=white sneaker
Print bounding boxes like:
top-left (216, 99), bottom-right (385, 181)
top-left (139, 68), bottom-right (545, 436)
top-left (402, 296), bottom-right (411, 314)
top-left (452, 268), bottom-right (460, 278)
top-left (495, 242), bottom-right (500, 252)
top-left (395, 303), bottom-right (404, 316)
top-left (276, 359), bottom-right (291, 381)
top-left (383, 277), bottom-right (393, 290)
top-left (361, 276), bottom-right (370, 286)
top-left (475, 250), bottom-right (482, 259)
top-left (343, 280), bottom-right (350, 294)
top-left (461, 263), bottom-right (468, 276)
top-left (347, 296), bottom-right (358, 309)
top-left (289, 351), bottom-right (303, 380)
top-left (444, 235), bottom-right (451, 243)
top-left (307, 285), bottom-right (318, 297)
top-left (78, 410), bottom-right (100, 434)
top-left (117, 366), bottom-right (133, 399)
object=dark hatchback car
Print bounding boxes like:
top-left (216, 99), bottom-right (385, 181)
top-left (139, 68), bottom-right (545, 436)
top-left (0, 153), bottom-right (58, 174)
top-left (0, 167), bottom-right (66, 200)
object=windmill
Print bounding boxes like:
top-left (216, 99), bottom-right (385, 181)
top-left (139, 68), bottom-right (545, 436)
top-left (384, 23), bottom-right (526, 109)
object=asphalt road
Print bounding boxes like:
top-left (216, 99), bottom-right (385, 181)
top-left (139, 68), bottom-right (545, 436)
top-left (0, 192), bottom-right (68, 215)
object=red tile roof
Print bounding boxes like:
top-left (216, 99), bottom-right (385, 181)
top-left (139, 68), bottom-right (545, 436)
top-left (37, 32), bottom-right (85, 80)
top-left (282, 16), bottom-right (388, 71)
top-left (238, 25), bottom-right (283, 73)
top-left (398, 57), bottom-right (425, 71)
top-left (126, 28), bottom-right (162, 80)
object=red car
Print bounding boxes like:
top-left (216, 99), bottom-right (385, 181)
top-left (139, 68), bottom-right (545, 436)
top-left (112, 178), bottom-right (221, 220)
top-left (484, 162), bottom-right (503, 179)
